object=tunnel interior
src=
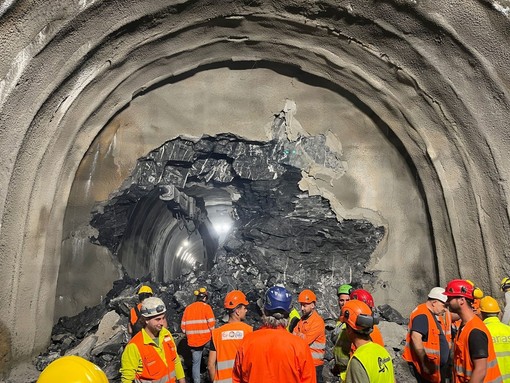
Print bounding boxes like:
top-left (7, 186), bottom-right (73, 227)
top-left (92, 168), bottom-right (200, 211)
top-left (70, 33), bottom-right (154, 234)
top-left (2, 1), bottom-right (510, 378)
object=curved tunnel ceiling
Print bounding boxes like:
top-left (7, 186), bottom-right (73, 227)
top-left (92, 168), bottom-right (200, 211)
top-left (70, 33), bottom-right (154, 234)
top-left (0, 0), bottom-right (510, 368)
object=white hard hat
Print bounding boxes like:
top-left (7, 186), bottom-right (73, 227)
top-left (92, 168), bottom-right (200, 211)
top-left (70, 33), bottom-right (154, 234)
top-left (428, 287), bottom-right (447, 303)
top-left (140, 297), bottom-right (167, 318)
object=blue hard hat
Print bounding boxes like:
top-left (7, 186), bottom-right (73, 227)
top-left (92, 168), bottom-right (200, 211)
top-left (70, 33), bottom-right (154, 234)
top-left (264, 286), bottom-right (292, 313)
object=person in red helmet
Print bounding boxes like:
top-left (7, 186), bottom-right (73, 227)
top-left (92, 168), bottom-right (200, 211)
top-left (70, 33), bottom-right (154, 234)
top-left (444, 279), bottom-right (501, 383)
top-left (208, 290), bottom-right (253, 383)
top-left (293, 289), bottom-right (326, 383)
top-left (350, 289), bottom-right (385, 347)
top-left (340, 300), bottom-right (395, 383)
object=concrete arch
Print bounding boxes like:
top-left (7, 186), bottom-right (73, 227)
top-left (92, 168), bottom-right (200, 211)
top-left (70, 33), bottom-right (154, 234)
top-left (0, 0), bottom-right (509, 368)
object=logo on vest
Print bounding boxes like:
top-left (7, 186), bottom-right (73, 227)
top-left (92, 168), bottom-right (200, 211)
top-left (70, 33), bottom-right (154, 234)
top-left (221, 330), bottom-right (245, 340)
top-left (378, 356), bottom-right (391, 373)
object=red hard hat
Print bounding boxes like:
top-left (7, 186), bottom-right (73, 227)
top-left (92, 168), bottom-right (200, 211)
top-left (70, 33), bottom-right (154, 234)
top-left (298, 289), bottom-right (317, 304)
top-left (444, 279), bottom-right (474, 299)
top-left (224, 290), bottom-right (249, 309)
top-left (340, 300), bottom-right (378, 334)
top-left (350, 289), bottom-right (375, 309)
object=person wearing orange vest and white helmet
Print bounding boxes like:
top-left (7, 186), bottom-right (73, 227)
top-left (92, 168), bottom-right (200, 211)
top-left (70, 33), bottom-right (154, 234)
top-left (208, 290), bottom-right (253, 383)
top-left (181, 287), bottom-right (216, 383)
top-left (403, 287), bottom-right (450, 383)
top-left (293, 289), bottom-right (326, 383)
top-left (340, 300), bottom-right (395, 383)
top-left (120, 297), bottom-right (186, 383)
top-left (37, 355), bottom-right (108, 383)
top-left (443, 279), bottom-right (502, 383)
top-left (350, 289), bottom-right (385, 347)
top-left (129, 285), bottom-right (154, 336)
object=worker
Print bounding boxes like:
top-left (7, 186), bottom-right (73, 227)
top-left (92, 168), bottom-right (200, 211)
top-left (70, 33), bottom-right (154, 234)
top-left (403, 287), bottom-right (450, 383)
top-left (120, 297), bottom-right (186, 383)
top-left (181, 287), bottom-right (216, 383)
top-left (443, 279), bottom-right (502, 382)
top-left (37, 355), bottom-right (108, 383)
top-left (208, 290), bottom-right (253, 383)
top-left (340, 300), bottom-right (395, 383)
top-left (293, 289), bottom-right (326, 383)
top-left (350, 288), bottom-right (385, 347)
top-left (232, 285), bottom-right (316, 383)
top-left (479, 296), bottom-right (510, 381)
top-left (466, 280), bottom-right (484, 318)
top-left (332, 283), bottom-right (354, 381)
top-left (500, 277), bottom-right (510, 325)
top-left (129, 285), bottom-right (154, 336)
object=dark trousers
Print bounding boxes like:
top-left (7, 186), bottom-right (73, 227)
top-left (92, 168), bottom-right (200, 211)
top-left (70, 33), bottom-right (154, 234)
top-left (315, 365), bottom-right (323, 383)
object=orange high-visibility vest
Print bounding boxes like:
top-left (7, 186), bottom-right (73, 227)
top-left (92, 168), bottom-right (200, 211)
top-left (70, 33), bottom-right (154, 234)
top-left (181, 301), bottom-right (216, 347)
top-left (371, 325), bottom-right (385, 347)
top-left (211, 322), bottom-right (253, 383)
top-left (403, 303), bottom-right (442, 383)
top-left (453, 316), bottom-right (502, 383)
top-left (232, 326), bottom-right (316, 383)
top-left (293, 310), bottom-right (326, 366)
top-left (129, 330), bottom-right (178, 383)
top-left (130, 303), bottom-right (142, 326)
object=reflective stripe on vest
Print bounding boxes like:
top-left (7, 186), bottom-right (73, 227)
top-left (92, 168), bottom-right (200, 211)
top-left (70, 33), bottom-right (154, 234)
top-left (129, 329), bottom-right (177, 383)
top-left (484, 317), bottom-right (510, 383)
top-left (181, 301), bottom-right (216, 347)
top-left (453, 316), bottom-right (502, 383)
top-left (402, 303), bottom-right (442, 382)
top-left (292, 311), bottom-right (326, 366)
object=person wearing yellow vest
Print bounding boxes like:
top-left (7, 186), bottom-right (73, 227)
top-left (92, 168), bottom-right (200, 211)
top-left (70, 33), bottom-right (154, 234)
top-left (120, 297), bottom-right (186, 383)
top-left (293, 289), bottom-right (326, 383)
top-left (403, 287), bottom-right (450, 383)
top-left (332, 284), bottom-right (353, 382)
top-left (208, 290), bottom-right (253, 383)
top-left (444, 279), bottom-right (502, 383)
top-left (287, 307), bottom-right (301, 333)
top-left (479, 296), bottom-right (510, 382)
top-left (181, 287), bottom-right (216, 383)
top-left (340, 300), bottom-right (395, 383)
top-left (129, 285), bottom-right (154, 336)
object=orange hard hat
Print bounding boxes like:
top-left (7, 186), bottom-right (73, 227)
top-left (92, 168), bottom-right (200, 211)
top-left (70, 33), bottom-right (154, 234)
top-left (224, 290), bottom-right (249, 309)
top-left (340, 300), bottom-right (379, 334)
top-left (298, 289), bottom-right (317, 304)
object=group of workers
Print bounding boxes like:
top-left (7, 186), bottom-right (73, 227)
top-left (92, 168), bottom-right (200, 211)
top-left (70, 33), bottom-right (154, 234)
top-left (403, 278), bottom-right (510, 383)
top-left (36, 276), bottom-right (510, 383)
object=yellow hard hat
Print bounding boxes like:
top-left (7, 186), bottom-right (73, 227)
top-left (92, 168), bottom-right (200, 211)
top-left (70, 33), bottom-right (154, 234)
top-left (501, 277), bottom-right (510, 291)
top-left (37, 356), bottom-right (108, 383)
top-left (138, 285), bottom-right (153, 295)
top-left (479, 296), bottom-right (501, 313)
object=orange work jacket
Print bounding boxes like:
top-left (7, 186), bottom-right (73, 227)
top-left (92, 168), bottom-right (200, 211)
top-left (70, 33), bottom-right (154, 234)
top-left (453, 316), bottom-right (502, 383)
top-left (211, 321), bottom-right (253, 383)
top-left (403, 303), bottom-right (442, 383)
top-left (130, 303), bottom-right (142, 326)
top-left (129, 329), bottom-right (178, 383)
top-left (232, 326), bottom-right (316, 383)
top-left (293, 310), bottom-right (326, 366)
top-left (181, 301), bottom-right (216, 347)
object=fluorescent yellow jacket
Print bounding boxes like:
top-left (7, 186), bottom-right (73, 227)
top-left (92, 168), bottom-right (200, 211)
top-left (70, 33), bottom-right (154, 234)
top-left (347, 342), bottom-right (395, 383)
top-left (484, 316), bottom-right (510, 382)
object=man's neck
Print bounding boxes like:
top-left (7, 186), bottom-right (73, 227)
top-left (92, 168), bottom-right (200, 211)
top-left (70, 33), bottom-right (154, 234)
top-left (144, 327), bottom-right (160, 339)
top-left (459, 307), bottom-right (476, 325)
top-left (353, 337), bottom-right (371, 349)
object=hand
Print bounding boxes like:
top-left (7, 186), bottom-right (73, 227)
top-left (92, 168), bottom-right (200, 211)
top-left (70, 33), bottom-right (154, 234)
top-left (423, 357), bottom-right (435, 375)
